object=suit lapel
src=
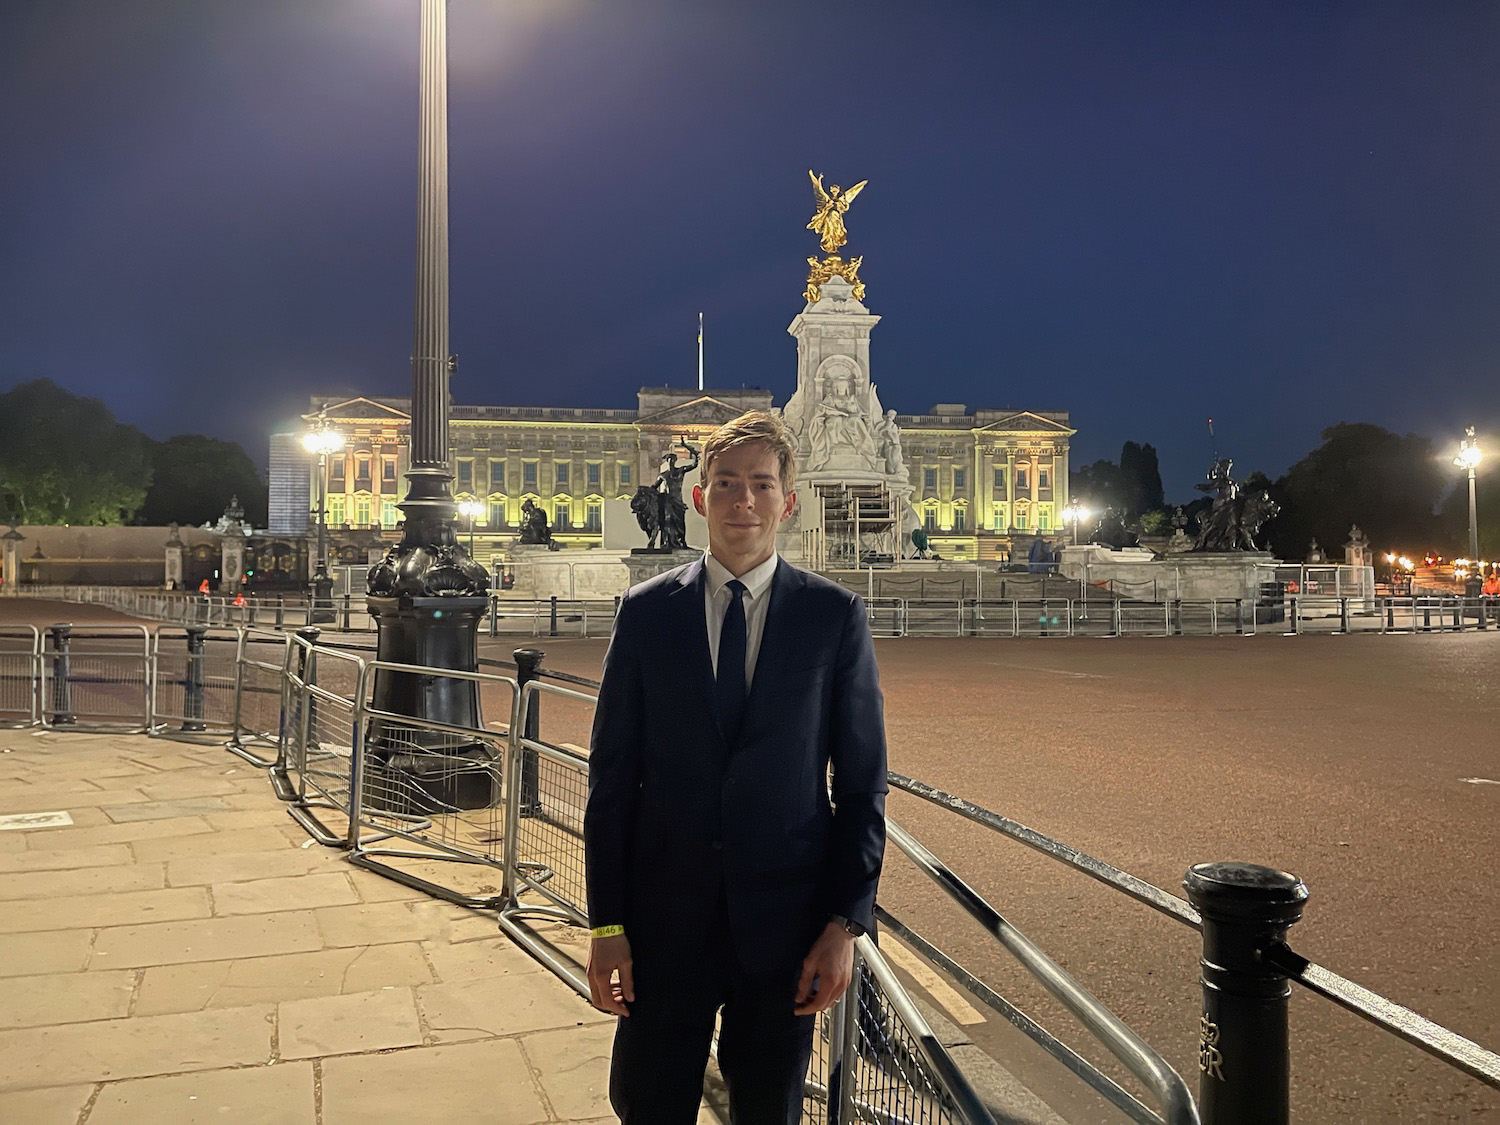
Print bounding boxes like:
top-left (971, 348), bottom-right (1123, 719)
top-left (666, 558), bottom-right (726, 754)
top-left (740, 558), bottom-right (804, 735)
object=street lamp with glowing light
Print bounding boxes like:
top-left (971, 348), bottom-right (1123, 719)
top-left (302, 411), bottom-right (346, 623)
top-left (1062, 498), bottom-right (1088, 546)
top-left (458, 499), bottom-right (482, 559)
top-left (1454, 427), bottom-right (1482, 565)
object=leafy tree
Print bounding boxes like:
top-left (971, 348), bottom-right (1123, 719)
top-left (138, 435), bottom-right (267, 528)
top-left (1268, 423), bottom-right (1445, 559)
top-left (0, 379), bottom-right (151, 524)
top-left (1119, 441), bottom-right (1164, 516)
top-left (1069, 459), bottom-right (1125, 513)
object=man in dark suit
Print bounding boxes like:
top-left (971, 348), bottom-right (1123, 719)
top-left (584, 410), bottom-right (888, 1124)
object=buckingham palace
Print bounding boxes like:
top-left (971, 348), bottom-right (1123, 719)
top-left (269, 387), bottom-right (1074, 569)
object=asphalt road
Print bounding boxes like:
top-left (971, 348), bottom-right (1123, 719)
top-left (5, 598), bottom-right (1496, 1121)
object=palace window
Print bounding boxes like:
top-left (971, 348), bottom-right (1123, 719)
top-left (523, 461), bottom-right (538, 490)
top-left (1016, 467), bottom-right (1030, 491)
top-left (489, 500), bottom-right (506, 528)
top-left (1015, 508), bottom-right (1028, 531)
top-left (488, 458), bottom-right (505, 489)
top-left (555, 462), bottom-right (570, 488)
top-left (555, 501), bottom-right (572, 531)
top-left (924, 508), bottom-right (937, 533)
top-left (354, 496), bottom-right (371, 528)
top-left (328, 495), bottom-right (346, 526)
top-left (330, 458), bottom-right (346, 488)
top-left (923, 467), bottom-right (937, 493)
top-left (587, 462), bottom-right (601, 490)
top-left (354, 456), bottom-right (372, 491)
top-left (1039, 507), bottom-right (1051, 531)
top-left (380, 500), bottom-right (398, 528)
top-left (586, 502), bottom-right (603, 532)
top-left (382, 457), bottom-right (397, 485)
top-left (619, 462), bottom-right (633, 487)
top-left (994, 468), bottom-right (1006, 492)
top-left (953, 467), bottom-right (966, 492)
top-left (953, 506), bottom-right (967, 532)
top-left (1039, 469), bottom-right (1051, 490)
top-left (456, 459), bottom-right (473, 491)
top-left (993, 502), bottom-right (1008, 529)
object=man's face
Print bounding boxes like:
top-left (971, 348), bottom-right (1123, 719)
top-left (693, 442), bottom-right (796, 566)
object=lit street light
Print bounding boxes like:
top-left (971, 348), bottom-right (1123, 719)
top-left (1062, 498), bottom-right (1088, 546)
top-left (302, 409), bottom-right (345, 624)
top-left (1455, 427), bottom-right (1482, 564)
top-left (458, 499), bottom-right (482, 558)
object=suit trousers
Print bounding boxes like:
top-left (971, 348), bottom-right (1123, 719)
top-left (608, 894), bottom-right (816, 1124)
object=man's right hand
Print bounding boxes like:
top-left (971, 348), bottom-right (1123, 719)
top-left (586, 933), bottom-right (634, 1016)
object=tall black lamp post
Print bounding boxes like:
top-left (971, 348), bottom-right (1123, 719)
top-left (303, 407), bottom-right (345, 624)
top-left (1455, 427), bottom-right (1482, 563)
top-left (365, 0), bottom-right (492, 813)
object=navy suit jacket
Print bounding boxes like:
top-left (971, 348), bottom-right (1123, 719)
top-left (583, 556), bottom-right (887, 975)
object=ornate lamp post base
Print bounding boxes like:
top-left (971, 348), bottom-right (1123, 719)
top-left (364, 593), bottom-right (494, 813)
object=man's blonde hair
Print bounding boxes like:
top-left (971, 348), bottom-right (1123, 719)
top-left (701, 411), bottom-right (798, 492)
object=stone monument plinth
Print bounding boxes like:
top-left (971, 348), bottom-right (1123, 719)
top-left (625, 548), bottom-right (700, 590)
top-left (1059, 545), bottom-right (1275, 602)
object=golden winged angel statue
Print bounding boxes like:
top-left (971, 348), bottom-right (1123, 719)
top-left (807, 170), bottom-right (868, 254)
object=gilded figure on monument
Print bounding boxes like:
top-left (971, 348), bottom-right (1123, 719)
top-left (807, 170), bottom-right (868, 254)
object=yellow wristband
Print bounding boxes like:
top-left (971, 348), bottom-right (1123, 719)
top-left (591, 924), bottom-right (625, 939)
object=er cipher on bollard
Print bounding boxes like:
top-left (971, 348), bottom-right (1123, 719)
top-left (1184, 862), bottom-right (1308, 1125)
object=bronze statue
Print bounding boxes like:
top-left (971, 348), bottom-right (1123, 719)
top-left (519, 498), bottom-right (553, 547)
top-left (1089, 507), bottom-right (1141, 550)
top-left (807, 171), bottom-right (868, 255)
top-left (1191, 459), bottom-right (1278, 551)
top-left (633, 445), bottom-right (699, 552)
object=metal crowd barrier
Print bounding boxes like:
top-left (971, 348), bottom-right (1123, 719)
top-left (20, 583), bottom-right (1500, 640)
top-left (0, 625), bottom-right (41, 727)
top-left (39, 624), bottom-right (151, 731)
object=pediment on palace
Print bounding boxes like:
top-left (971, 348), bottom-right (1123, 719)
top-left (973, 411), bottom-right (1075, 435)
top-left (312, 397), bottom-right (411, 423)
top-left (635, 396), bottom-right (748, 428)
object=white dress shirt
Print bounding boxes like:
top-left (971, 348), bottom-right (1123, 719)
top-left (703, 552), bottom-right (778, 691)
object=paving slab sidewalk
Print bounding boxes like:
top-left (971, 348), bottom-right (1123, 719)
top-left (0, 727), bottom-right (635, 1124)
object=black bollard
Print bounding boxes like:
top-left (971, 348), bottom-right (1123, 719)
top-left (1234, 597), bottom-right (1245, 635)
top-left (275, 596), bottom-right (285, 629)
top-left (1338, 597), bottom-right (1350, 634)
top-left (512, 648), bottom-right (543, 817)
top-left (1173, 598), bottom-right (1184, 636)
top-left (549, 596), bottom-right (558, 638)
top-left (341, 594), bottom-right (352, 631)
top-left (48, 624), bottom-right (75, 725)
top-left (1184, 862), bottom-right (1308, 1125)
top-left (295, 625), bottom-right (322, 746)
top-left (489, 594), bottom-right (498, 638)
top-left (181, 624), bottom-right (208, 732)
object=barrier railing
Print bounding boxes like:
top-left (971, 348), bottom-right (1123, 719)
top-left (39, 624), bottom-right (152, 731)
top-left (21, 582), bottom-right (1500, 640)
top-left (0, 625), bottom-right (41, 727)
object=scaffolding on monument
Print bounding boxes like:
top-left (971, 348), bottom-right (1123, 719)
top-left (809, 480), bottom-right (899, 570)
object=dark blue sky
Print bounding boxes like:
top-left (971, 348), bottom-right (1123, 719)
top-left (3, 0), bottom-right (1497, 499)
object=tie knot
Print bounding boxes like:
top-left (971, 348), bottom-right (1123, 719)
top-left (726, 579), bottom-right (747, 600)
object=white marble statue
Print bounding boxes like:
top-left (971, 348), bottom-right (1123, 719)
top-left (876, 409), bottom-right (905, 476)
top-left (809, 373), bottom-right (878, 470)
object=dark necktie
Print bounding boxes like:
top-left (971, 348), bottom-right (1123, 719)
top-left (715, 579), bottom-right (748, 737)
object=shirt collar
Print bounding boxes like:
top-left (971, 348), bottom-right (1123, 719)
top-left (703, 552), bottom-right (779, 601)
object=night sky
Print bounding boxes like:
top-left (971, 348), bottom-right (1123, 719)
top-left (3, 1), bottom-right (1497, 499)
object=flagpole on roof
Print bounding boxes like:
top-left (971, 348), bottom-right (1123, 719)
top-left (698, 312), bottom-right (704, 391)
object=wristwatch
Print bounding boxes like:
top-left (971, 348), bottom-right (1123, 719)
top-left (829, 914), bottom-right (867, 938)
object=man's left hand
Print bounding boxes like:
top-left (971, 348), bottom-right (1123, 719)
top-left (794, 922), bottom-right (856, 1015)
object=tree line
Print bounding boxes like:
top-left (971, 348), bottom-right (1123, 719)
top-left (1070, 423), bottom-right (1495, 559)
top-left (0, 380), bottom-right (268, 528)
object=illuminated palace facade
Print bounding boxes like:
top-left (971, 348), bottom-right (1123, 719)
top-left (272, 390), bottom-right (1074, 563)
